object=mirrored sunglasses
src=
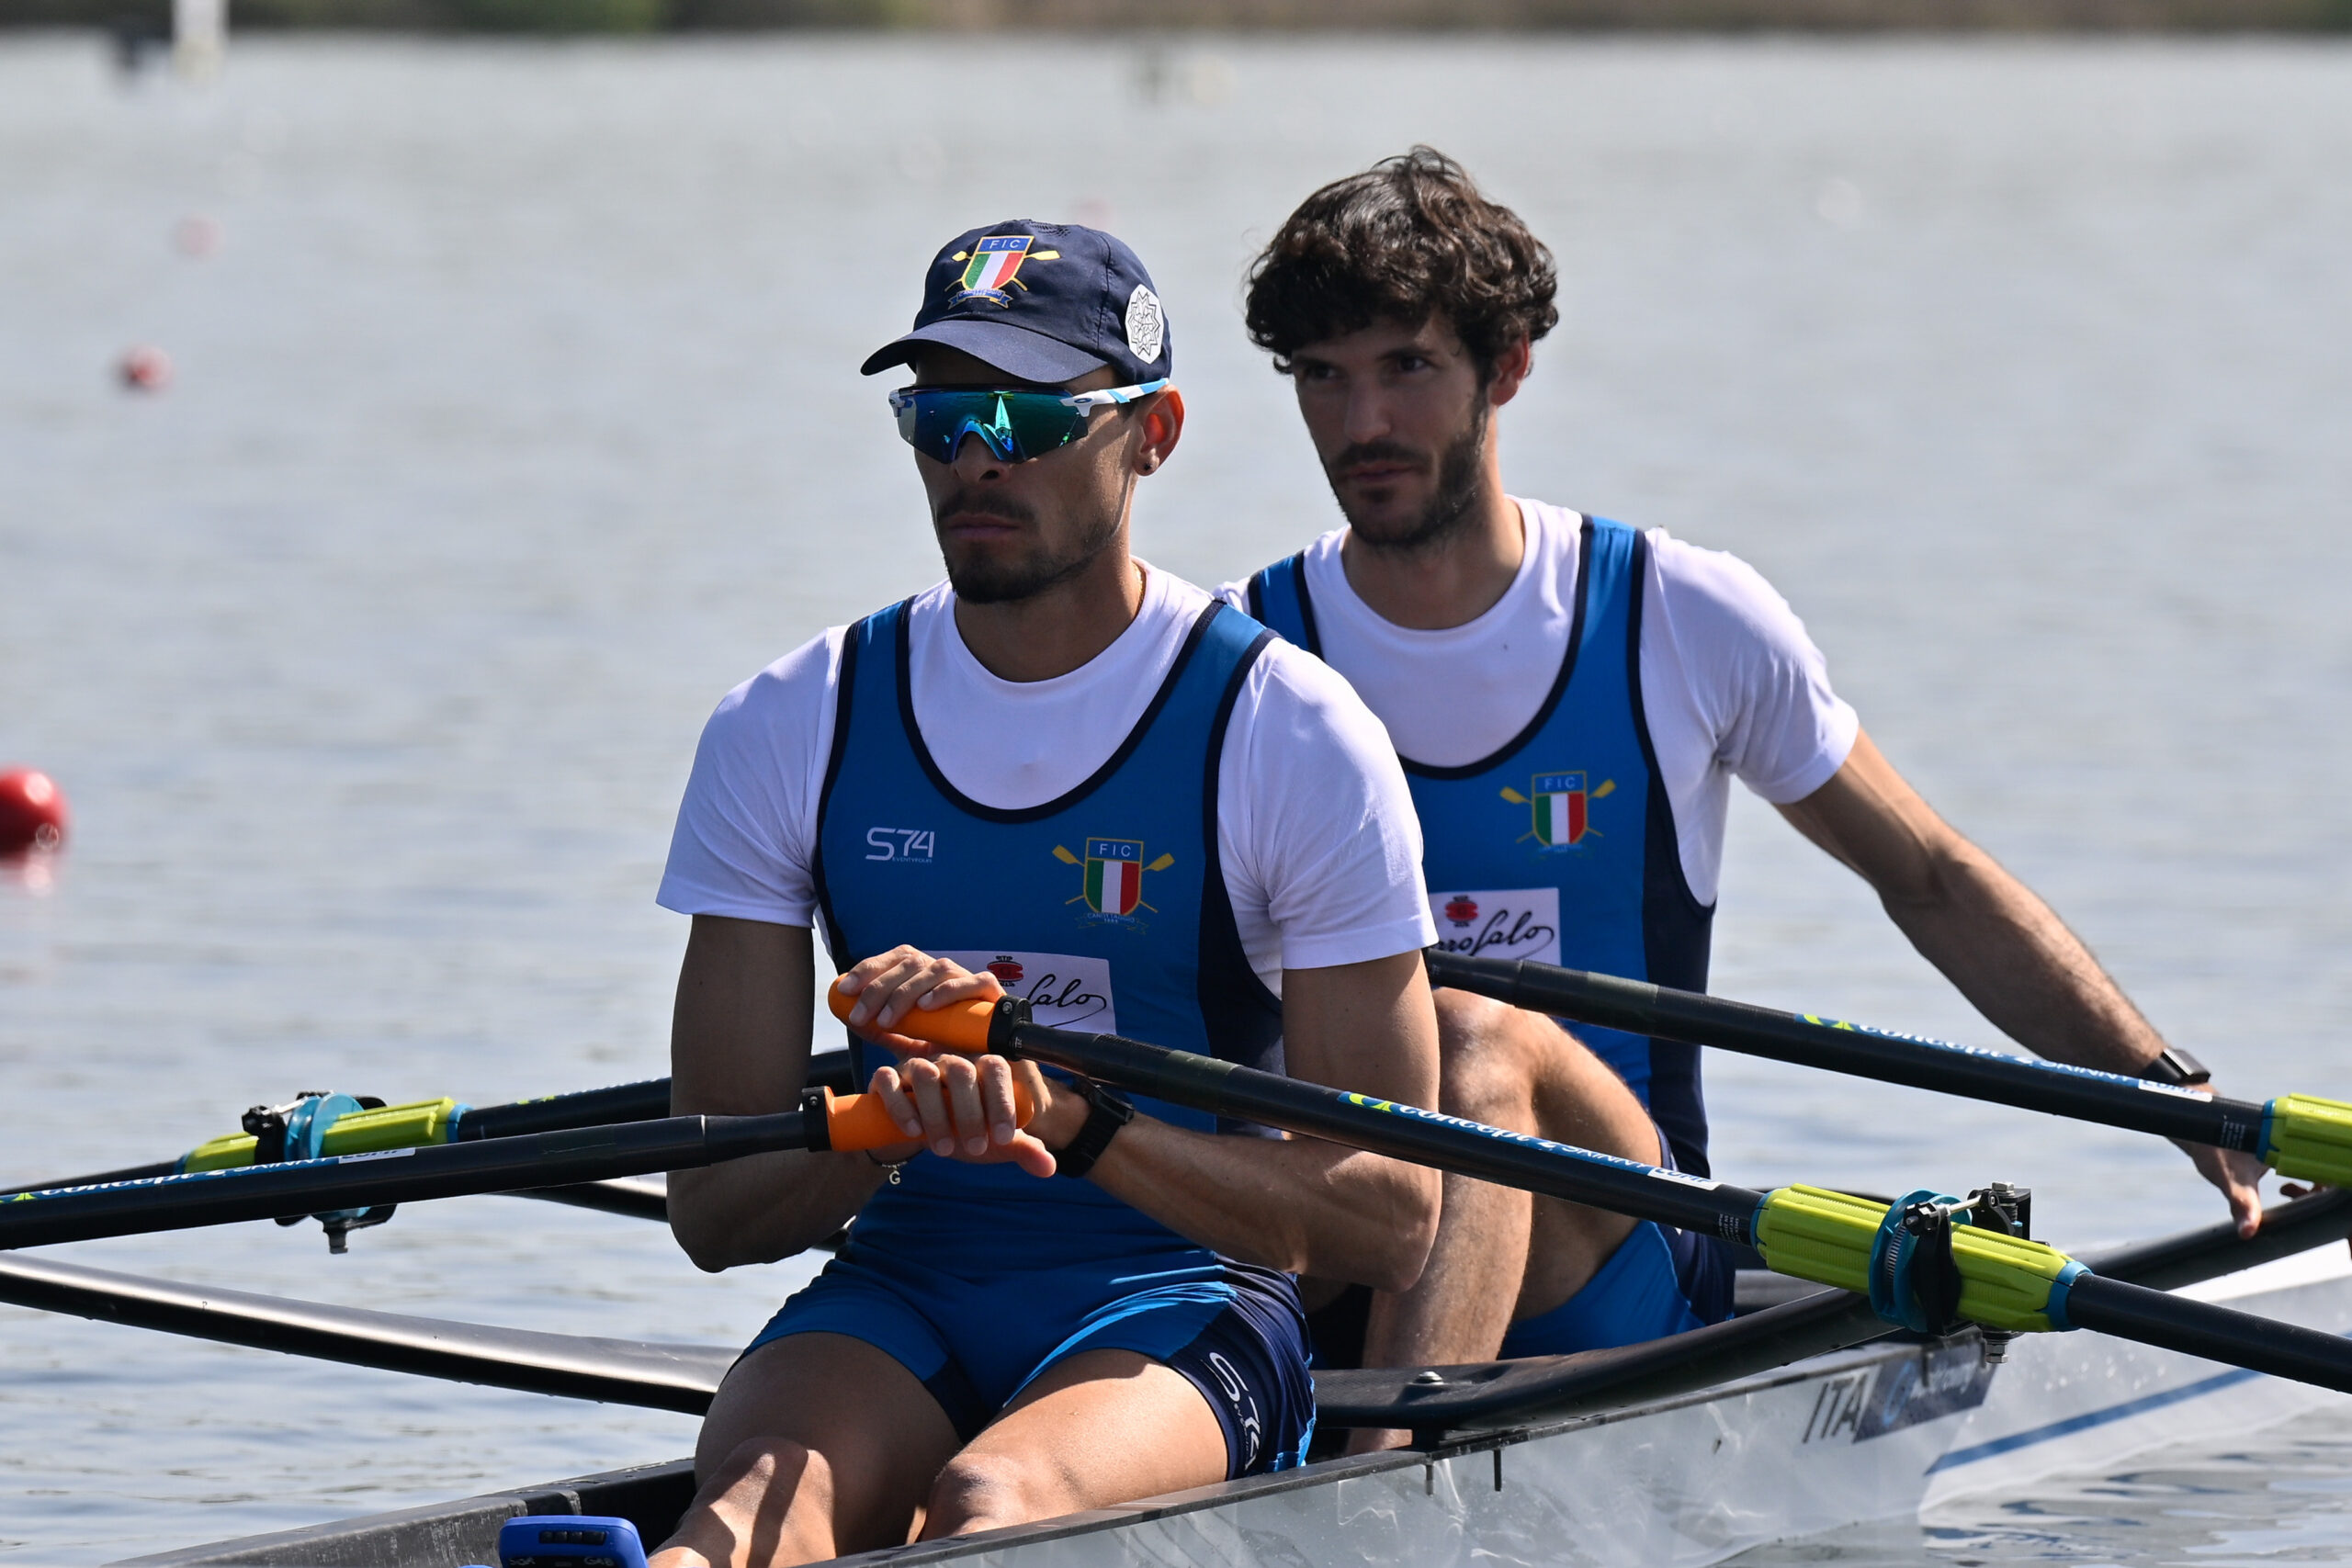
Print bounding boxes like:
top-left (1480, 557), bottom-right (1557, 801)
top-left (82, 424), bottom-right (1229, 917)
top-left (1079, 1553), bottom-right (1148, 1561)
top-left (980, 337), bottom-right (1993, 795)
top-left (888, 380), bottom-right (1170, 465)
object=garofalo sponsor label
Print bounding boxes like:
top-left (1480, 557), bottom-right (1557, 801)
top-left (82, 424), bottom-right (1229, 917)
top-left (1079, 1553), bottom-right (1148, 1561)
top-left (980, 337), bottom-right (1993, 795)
top-left (1427, 887), bottom-right (1562, 966)
top-left (936, 950), bottom-right (1115, 1032)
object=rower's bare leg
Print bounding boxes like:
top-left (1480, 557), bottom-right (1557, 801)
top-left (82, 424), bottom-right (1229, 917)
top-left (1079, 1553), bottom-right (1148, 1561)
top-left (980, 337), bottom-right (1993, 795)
top-left (1349, 991), bottom-right (1654, 1453)
top-left (650, 1332), bottom-right (960, 1568)
top-left (919, 1348), bottom-right (1227, 1538)
top-left (1519, 1010), bottom-right (1672, 1319)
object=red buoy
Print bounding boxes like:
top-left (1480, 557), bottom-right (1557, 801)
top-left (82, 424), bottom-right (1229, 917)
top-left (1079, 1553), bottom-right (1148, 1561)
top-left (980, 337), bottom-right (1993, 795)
top-left (119, 346), bottom-right (172, 391)
top-left (0, 769), bottom-right (69, 854)
top-left (175, 215), bottom-right (221, 257)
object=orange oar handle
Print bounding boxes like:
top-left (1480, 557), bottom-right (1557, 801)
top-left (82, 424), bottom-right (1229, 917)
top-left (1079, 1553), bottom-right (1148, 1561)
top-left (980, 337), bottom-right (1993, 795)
top-left (824, 976), bottom-right (1000, 1055)
top-left (811, 1081), bottom-right (1036, 1155)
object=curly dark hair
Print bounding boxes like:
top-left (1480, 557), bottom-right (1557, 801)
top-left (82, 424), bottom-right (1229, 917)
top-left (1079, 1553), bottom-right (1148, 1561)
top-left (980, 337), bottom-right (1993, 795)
top-left (1245, 147), bottom-right (1559, 381)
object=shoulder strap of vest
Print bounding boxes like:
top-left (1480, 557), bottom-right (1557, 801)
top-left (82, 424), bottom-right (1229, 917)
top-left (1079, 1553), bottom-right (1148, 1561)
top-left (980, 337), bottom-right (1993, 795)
top-left (1576, 516), bottom-right (1641, 654)
top-left (1197, 604), bottom-right (1283, 1111)
top-left (1617, 522), bottom-right (1708, 922)
top-left (1245, 551), bottom-right (1320, 656)
top-left (808, 601), bottom-right (908, 973)
top-left (1200, 593), bottom-right (1277, 672)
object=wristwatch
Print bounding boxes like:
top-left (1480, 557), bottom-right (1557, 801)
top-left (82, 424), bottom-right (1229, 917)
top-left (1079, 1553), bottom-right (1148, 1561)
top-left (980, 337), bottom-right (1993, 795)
top-left (1053, 1078), bottom-right (1135, 1180)
top-left (2140, 1045), bottom-right (2212, 1088)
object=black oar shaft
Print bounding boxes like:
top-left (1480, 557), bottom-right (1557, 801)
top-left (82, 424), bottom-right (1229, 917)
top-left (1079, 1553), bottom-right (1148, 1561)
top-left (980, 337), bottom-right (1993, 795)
top-left (2086, 1188), bottom-right (2352, 1293)
top-left (431, 1052), bottom-right (855, 1142)
top-left (1001, 1018), bottom-right (1764, 1243)
top-left (0, 1111), bottom-right (810, 1251)
top-left (982, 1007), bottom-right (2352, 1397)
top-left (518, 1177), bottom-right (670, 1224)
top-left (456, 1079), bottom-right (674, 1142)
top-left (0, 1159), bottom-right (179, 1199)
top-left (2063, 1272), bottom-right (2352, 1394)
top-left (1426, 950), bottom-right (2265, 1153)
top-left (0, 1053), bottom-right (864, 1202)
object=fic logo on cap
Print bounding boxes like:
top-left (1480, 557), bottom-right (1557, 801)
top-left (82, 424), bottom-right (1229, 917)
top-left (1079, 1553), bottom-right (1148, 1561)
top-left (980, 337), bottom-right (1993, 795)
top-left (950, 235), bottom-right (1062, 308)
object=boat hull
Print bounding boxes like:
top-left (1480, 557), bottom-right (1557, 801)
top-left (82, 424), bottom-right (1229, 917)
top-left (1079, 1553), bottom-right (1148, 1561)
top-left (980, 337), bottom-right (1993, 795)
top-left (115, 1250), bottom-right (2352, 1568)
top-left (1922, 1244), bottom-right (2352, 1509)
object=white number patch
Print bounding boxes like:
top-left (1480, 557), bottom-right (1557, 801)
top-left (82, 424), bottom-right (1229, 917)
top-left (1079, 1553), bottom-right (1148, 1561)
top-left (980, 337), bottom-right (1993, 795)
top-left (865, 828), bottom-right (936, 863)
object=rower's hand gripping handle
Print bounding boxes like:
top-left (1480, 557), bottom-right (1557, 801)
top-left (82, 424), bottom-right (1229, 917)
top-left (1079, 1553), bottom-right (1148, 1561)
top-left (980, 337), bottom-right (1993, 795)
top-left (808, 977), bottom-right (1026, 1153)
top-left (801, 1082), bottom-right (1035, 1153)
top-left (823, 976), bottom-right (1004, 1055)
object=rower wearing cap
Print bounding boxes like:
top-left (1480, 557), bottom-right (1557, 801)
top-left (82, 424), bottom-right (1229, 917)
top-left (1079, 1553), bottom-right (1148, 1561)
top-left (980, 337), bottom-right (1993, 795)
top-left (1227, 150), bottom-right (2267, 1426)
top-left (650, 221), bottom-right (1441, 1563)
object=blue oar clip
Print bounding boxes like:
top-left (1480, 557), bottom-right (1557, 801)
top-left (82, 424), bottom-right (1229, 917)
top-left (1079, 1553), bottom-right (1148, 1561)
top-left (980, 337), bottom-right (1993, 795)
top-left (1867, 1181), bottom-right (2041, 1363)
top-left (277, 1093), bottom-right (363, 1163)
top-left (1869, 1189), bottom-right (1971, 1336)
top-left (243, 1091), bottom-right (396, 1255)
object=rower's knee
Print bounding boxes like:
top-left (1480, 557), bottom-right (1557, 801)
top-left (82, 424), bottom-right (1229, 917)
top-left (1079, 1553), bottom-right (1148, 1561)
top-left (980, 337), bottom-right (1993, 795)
top-left (707, 1432), bottom-right (814, 1495)
top-left (665, 1436), bottom-right (818, 1563)
top-left (922, 1450), bottom-right (1051, 1539)
top-left (1432, 990), bottom-right (1542, 1127)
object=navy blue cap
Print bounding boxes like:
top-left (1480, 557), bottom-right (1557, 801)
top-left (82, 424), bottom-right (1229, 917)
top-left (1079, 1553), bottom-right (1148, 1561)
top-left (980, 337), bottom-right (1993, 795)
top-left (860, 220), bottom-right (1171, 387)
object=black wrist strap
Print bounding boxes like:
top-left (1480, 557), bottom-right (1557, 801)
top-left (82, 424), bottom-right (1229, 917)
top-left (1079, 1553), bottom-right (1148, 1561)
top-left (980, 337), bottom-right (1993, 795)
top-left (2142, 1045), bottom-right (2212, 1087)
top-left (1055, 1079), bottom-right (1134, 1180)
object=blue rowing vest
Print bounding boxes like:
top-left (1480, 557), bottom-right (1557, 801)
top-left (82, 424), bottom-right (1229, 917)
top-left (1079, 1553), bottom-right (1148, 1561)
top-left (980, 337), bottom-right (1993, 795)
top-left (810, 596), bottom-right (1285, 1272)
top-left (1247, 518), bottom-right (1717, 1176)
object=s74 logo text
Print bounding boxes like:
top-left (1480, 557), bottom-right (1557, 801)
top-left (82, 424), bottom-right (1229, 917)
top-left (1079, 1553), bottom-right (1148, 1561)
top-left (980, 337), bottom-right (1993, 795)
top-left (866, 828), bottom-right (936, 863)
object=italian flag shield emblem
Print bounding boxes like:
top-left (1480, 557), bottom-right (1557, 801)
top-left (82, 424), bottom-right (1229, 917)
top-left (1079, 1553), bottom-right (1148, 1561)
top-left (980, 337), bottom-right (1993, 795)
top-left (1531, 772), bottom-right (1589, 848)
top-left (1083, 838), bottom-right (1146, 916)
top-left (957, 235), bottom-right (1034, 300)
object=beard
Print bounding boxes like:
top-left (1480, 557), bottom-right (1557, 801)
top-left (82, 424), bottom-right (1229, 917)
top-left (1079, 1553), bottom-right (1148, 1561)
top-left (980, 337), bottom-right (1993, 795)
top-left (1325, 399), bottom-right (1491, 555)
top-left (933, 488), bottom-right (1124, 605)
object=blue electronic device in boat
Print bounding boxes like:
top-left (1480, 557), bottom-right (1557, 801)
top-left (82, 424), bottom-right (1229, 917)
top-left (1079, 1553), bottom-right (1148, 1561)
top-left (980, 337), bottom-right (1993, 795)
top-left (492, 1515), bottom-right (649, 1568)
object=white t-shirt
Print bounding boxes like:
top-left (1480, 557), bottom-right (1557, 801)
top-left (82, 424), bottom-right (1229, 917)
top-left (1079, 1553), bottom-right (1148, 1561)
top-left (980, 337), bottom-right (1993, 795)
top-left (658, 565), bottom-right (1438, 992)
top-left (1217, 500), bottom-right (1859, 906)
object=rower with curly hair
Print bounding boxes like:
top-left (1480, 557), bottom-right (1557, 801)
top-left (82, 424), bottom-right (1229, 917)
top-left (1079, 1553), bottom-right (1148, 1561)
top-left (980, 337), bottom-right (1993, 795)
top-left (1226, 148), bottom-right (2265, 1448)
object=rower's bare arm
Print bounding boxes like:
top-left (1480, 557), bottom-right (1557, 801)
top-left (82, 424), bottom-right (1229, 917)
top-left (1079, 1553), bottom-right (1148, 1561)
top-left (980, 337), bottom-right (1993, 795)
top-left (1778, 728), bottom-right (2265, 1233)
top-left (1085, 950), bottom-right (1443, 1292)
top-left (667, 914), bottom-right (883, 1270)
top-left (1775, 729), bottom-right (2165, 1076)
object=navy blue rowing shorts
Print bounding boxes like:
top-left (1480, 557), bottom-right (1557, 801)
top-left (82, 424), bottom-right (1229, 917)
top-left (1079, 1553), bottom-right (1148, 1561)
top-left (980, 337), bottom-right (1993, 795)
top-left (741, 1247), bottom-right (1316, 1478)
top-left (1498, 1218), bottom-right (1733, 1357)
top-left (1498, 1126), bottom-right (1736, 1358)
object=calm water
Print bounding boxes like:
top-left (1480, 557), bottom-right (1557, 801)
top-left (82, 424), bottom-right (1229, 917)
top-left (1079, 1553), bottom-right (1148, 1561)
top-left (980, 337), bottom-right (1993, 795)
top-left (3, 31), bottom-right (2350, 1565)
